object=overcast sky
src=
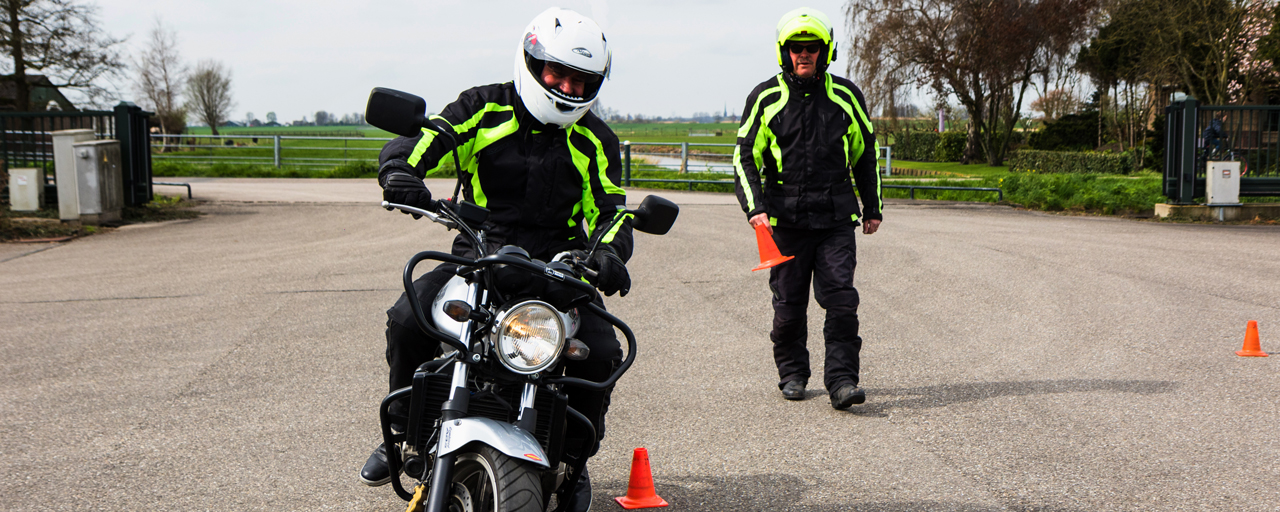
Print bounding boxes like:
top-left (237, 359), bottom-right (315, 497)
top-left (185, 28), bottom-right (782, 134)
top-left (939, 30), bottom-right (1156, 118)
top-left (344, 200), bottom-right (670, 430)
top-left (96, 0), bottom-right (869, 124)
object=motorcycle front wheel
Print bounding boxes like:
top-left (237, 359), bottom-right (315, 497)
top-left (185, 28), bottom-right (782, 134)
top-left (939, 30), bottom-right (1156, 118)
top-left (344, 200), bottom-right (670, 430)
top-left (450, 445), bottom-right (544, 512)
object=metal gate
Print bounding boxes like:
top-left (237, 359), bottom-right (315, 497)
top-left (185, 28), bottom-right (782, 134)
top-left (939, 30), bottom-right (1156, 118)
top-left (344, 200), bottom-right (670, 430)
top-left (1164, 97), bottom-right (1280, 204)
top-left (0, 102), bottom-right (154, 207)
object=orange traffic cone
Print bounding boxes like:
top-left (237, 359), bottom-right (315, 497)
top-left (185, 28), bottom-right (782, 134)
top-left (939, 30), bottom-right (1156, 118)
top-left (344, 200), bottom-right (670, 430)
top-left (1237, 320), bottom-right (1268, 357)
top-left (614, 448), bottom-right (668, 509)
top-left (751, 223), bottom-right (794, 271)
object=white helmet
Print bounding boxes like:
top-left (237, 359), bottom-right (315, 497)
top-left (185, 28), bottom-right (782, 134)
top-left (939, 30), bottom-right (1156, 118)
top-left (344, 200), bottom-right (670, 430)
top-left (514, 8), bottom-right (611, 127)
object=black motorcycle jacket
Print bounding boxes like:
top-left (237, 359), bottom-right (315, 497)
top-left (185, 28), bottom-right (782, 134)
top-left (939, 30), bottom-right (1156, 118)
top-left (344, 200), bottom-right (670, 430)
top-left (733, 72), bottom-right (882, 230)
top-left (379, 82), bottom-right (633, 262)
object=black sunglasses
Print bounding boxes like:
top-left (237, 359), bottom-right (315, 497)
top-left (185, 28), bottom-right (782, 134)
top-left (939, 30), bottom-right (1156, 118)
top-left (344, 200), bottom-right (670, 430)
top-left (787, 42), bottom-right (824, 55)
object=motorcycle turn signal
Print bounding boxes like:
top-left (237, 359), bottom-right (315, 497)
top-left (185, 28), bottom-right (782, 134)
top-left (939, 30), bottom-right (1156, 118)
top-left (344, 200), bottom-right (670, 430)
top-left (564, 338), bottom-right (590, 360)
top-left (443, 300), bottom-right (490, 323)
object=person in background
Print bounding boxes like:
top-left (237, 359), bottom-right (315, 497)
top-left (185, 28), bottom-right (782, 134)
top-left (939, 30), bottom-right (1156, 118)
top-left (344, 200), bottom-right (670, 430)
top-left (732, 7), bottom-right (883, 410)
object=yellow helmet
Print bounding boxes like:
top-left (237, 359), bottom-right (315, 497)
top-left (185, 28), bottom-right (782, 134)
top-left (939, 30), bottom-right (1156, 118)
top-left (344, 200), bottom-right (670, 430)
top-left (775, 7), bottom-right (836, 74)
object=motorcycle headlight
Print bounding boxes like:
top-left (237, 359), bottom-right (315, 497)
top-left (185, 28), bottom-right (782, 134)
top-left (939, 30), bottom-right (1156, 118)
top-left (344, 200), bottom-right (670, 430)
top-left (491, 300), bottom-right (565, 374)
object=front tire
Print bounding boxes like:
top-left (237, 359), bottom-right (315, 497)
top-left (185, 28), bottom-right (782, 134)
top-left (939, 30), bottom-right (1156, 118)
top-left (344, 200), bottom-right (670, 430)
top-left (451, 445), bottom-right (544, 512)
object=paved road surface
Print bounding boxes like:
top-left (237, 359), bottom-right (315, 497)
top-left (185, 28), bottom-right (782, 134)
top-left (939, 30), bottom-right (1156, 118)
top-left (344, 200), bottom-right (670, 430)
top-left (2, 178), bottom-right (1277, 511)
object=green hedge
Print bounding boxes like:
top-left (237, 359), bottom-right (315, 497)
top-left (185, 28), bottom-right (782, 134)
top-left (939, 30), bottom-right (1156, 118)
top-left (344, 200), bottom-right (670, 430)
top-left (933, 131), bottom-right (967, 162)
top-left (888, 131), bottom-right (941, 161)
top-left (996, 173), bottom-right (1164, 213)
top-left (1008, 149), bottom-right (1134, 175)
top-left (883, 173), bottom-right (1165, 214)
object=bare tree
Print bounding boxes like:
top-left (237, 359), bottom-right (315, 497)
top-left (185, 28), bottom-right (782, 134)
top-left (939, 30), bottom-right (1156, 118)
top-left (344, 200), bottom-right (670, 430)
top-left (132, 18), bottom-right (185, 135)
top-left (0, 0), bottom-right (125, 110)
top-left (186, 59), bottom-right (234, 135)
top-left (847, 0), bottom-right (1099, 165)
top-left (1030, 88), bottom-right (1083, 121)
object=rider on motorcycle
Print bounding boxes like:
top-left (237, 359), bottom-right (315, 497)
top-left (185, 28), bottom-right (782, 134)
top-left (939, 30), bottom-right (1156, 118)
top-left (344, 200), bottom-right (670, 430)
top-left (360, 8), bottom-right (629, 511)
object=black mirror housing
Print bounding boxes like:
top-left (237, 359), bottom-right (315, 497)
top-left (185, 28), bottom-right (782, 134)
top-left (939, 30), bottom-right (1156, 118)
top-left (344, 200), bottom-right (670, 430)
top-left (366, 87), bottom-right (428, 137)
top-left (630, 195), bottom-right (679, 235)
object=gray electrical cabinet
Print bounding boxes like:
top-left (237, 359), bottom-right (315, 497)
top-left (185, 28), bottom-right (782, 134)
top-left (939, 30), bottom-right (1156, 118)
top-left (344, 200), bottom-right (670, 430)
top-left (7, 168), bottom-right (43, 211)
top-left (1206, 161), bottom-right (1241, 206)
top-left (72, 139), bottom-right (123, 225)
top-left (52, 129), bottom-right (97, 220)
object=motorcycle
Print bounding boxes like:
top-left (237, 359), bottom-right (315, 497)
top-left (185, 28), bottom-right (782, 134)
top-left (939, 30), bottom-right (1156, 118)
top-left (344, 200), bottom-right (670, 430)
top-left (364, 88), bottom-right (680, 512)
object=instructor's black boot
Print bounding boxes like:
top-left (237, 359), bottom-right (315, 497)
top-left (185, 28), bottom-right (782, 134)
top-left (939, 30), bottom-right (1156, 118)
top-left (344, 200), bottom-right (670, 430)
top-left (830, 384), bottom-right (866, 410)
top-left (781, 379), bottom-right (807, 401)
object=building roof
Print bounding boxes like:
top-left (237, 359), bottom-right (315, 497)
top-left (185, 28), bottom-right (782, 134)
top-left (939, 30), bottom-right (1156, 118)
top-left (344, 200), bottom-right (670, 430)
top-left (0, 74), bottom-right (77, 112)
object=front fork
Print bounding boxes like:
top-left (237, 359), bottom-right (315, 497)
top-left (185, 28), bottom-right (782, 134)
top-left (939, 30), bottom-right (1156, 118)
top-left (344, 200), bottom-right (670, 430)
top-left (421, 360), bottom-right (470, 511)
top-left (422, 280), bottom-right (480, 512)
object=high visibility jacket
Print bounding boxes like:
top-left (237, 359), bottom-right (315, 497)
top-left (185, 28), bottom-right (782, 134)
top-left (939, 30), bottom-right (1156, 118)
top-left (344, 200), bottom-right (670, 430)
top-left (378, 82), bottom-right (632, 261)
top-left (733, 72), bottom-right (882, 230)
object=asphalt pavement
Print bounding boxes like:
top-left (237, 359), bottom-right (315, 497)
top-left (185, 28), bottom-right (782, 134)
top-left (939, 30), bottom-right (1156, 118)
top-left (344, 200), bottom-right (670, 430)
top-left (1, 178), bottom-right (1277, 511)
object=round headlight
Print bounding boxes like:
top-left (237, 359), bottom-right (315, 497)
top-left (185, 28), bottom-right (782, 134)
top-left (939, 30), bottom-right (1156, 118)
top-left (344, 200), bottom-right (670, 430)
top-left (491, 300), bottom-right (565, 374)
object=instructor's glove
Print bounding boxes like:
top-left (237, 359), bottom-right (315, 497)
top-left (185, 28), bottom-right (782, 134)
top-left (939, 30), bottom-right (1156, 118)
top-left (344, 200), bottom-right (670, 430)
top-left (588, 246), bottom-right (630, 297)
top-left (382, 171), bottom-right (434, 218)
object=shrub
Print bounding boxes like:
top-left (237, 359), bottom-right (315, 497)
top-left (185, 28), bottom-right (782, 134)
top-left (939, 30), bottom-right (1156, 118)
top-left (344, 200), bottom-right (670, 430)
top-left (1027, 111), bottom-right (1099, 151)
top-left (887, 130), bottom-right (940, 161)
top-left (997, 172), bottom-right (1164, 214)
top-left (1008, 149), bottom-right (1134, 174)
top-left (933, 130), bottom-right (968, 162)
top-left (881, 173), bottom-right (1164, 214)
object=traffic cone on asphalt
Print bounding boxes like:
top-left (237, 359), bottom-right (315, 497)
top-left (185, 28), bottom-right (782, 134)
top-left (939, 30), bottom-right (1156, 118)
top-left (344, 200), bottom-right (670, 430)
top-left (1237, 320), bottom-right (1268, 357)
top-left (751, 223), bottom-right (794, 271)
top-left (614, 448), bottom-right (668, 509)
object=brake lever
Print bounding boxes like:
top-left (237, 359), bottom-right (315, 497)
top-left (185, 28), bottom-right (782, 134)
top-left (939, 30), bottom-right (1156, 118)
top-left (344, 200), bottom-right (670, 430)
top-left (381, 200), bottom-right (457, 229)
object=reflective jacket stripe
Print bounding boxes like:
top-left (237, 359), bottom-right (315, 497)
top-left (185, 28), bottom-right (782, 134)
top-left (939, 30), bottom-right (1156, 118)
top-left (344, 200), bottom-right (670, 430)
top-left (408, 104), bottom-right (517, 207)
top-left (734, 78), bottom-right (784, 215)
top-left (830, 80), bottom-right (882, 215)
top-left (570, 123), bottom-right (627, 242)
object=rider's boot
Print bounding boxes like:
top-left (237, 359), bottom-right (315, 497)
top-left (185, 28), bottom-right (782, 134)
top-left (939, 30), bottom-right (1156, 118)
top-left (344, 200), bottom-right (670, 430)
top-left (359, 443), bottom-right (399, 486)
top-left (564, 466), bottom-right (592, 512)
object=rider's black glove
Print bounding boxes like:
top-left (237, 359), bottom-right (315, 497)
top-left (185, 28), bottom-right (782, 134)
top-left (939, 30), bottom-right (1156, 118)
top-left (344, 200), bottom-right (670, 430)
top-left (588, 246), bottom-right (630, 297)
top-left (382, 169), bottom-right (434, 219)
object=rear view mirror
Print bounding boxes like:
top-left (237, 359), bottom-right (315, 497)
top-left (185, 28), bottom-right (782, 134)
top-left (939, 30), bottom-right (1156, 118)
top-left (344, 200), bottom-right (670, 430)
top-left (629, 196), bottom-right (679, 235)
top-left (366, 87), bottom-right (428, 137)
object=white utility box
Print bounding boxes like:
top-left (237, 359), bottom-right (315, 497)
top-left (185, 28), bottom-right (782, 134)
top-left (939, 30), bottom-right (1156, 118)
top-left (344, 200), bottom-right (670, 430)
top-left (7, 168), bottom-right (44, 211)
top-left (72, 139), bottom-right (123, 225)
top-left (1206, 161), bottom-right (1241, 205)
top-left (52, 129), bottom-right (96, 220)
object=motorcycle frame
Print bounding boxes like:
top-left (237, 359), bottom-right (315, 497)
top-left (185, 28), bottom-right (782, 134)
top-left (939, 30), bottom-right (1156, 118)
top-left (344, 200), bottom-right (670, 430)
top-left (377, 223), bottom-right (639, 511)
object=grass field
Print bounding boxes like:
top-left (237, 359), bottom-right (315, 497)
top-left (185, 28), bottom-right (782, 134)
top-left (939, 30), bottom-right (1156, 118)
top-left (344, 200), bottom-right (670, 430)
top-left (884, 159), bottom-right (1009, 177)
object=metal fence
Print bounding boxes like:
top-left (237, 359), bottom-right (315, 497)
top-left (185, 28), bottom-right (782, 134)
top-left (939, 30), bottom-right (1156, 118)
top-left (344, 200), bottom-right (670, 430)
top-left (0, 111), bottom-right (115, 172)
top-left (617, 142), bottom-right (894, 184)
top-left (152, 135), bottom-right (1011, 201)
top-left (1164, 97), bottom-right (1280, 203)
top-left (1, 104), bottom-right (154, 207)
top-left (151, 134), bottom-right (391, 168)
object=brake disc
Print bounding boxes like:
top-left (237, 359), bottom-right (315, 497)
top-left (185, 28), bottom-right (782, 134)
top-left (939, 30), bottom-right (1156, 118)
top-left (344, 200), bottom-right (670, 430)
top-left (448, 482), bottom-right (474, 512)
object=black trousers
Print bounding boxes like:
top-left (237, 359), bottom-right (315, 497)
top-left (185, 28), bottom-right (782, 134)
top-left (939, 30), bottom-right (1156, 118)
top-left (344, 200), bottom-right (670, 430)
top-left (385, 264), bottom-right (622, 452)
top-left (768, 223), bottom-right (863, 392)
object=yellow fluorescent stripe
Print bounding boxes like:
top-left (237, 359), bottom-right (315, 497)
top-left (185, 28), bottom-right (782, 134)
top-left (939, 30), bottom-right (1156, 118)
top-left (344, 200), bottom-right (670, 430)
top-left (567, 135), bottom-right (601, 233)
top-left (407, 127), bottom-right (439, 168)
top-left (831, 82), bottom-right (874, 135)
top-left (600, 209), bottom-right (631, 245)
top-left (573, 125), bottom-right (624, 195)
top-left (760, 75), bottom-right (789, 176)
top-left (735, 79), bottom-right (783, 212)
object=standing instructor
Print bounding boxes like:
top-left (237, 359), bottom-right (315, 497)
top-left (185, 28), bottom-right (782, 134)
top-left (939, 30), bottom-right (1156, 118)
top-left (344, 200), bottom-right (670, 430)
top-left (732, 7), bottom-right (882, 409)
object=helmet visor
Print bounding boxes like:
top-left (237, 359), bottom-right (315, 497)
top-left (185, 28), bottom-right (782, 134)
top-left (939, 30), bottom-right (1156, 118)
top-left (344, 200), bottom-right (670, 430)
top-left (525, 53), bottom-right (605, 105)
